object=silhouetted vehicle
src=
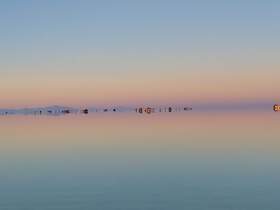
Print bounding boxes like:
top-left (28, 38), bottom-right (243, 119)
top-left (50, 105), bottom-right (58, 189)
top-left (82, 109), bottom-right (89, 114)
top-left (62, 110), bottom-right (70, 114)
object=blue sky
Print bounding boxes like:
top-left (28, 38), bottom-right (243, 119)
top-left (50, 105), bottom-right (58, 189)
top-left (0, 0), bottom-right (279, 107)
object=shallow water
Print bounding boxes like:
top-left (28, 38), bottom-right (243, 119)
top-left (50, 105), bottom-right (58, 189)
top-left (0, 111), bottom-right (279, 209)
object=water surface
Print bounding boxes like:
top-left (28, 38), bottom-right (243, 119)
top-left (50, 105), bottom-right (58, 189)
top-left (0, 111), bottom-right (279, 209)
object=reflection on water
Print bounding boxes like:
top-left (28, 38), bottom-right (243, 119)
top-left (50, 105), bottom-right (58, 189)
top-left (0, 111), bottom-right (279, 209)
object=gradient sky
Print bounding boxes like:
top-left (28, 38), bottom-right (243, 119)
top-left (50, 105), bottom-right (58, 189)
top-left (0, 0), bottom-right (279, 108)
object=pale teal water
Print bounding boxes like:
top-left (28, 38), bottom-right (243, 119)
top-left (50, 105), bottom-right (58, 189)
top-left (0, 112), bottom-right (279, 209)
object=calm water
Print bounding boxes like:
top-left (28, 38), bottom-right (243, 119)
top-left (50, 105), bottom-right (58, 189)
top-left (0, 111), bottom-right (279, 210)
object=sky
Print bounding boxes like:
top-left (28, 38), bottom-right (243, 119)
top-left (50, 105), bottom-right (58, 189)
top-left (0, 0), bottom-right (279, 108)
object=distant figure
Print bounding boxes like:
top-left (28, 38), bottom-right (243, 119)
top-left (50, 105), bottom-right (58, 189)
top-left (113, 109), bottom-right (116, 112)
top-left (168, 107), bottom-right (172, 112)
top-left (138, 108), bottom-right (143, 114)
top-left (144, 107), bottom-right (155, 114)
top-left (145, 107), bottom-right (152, 114)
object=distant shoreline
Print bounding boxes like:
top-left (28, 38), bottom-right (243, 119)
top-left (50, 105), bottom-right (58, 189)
top-left (0, 105), bottom-right (192, 116)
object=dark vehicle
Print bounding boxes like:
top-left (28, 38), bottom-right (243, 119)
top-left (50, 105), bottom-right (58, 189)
top-left (82, 109), bottom-right (89, 114)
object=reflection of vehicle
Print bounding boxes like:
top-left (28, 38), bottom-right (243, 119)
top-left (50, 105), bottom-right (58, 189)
top-left (273, 104), bottom-right (280, 112)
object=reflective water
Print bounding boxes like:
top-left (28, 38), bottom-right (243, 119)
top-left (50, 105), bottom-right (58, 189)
top-left (0, 111), bottom-right (279, 209)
